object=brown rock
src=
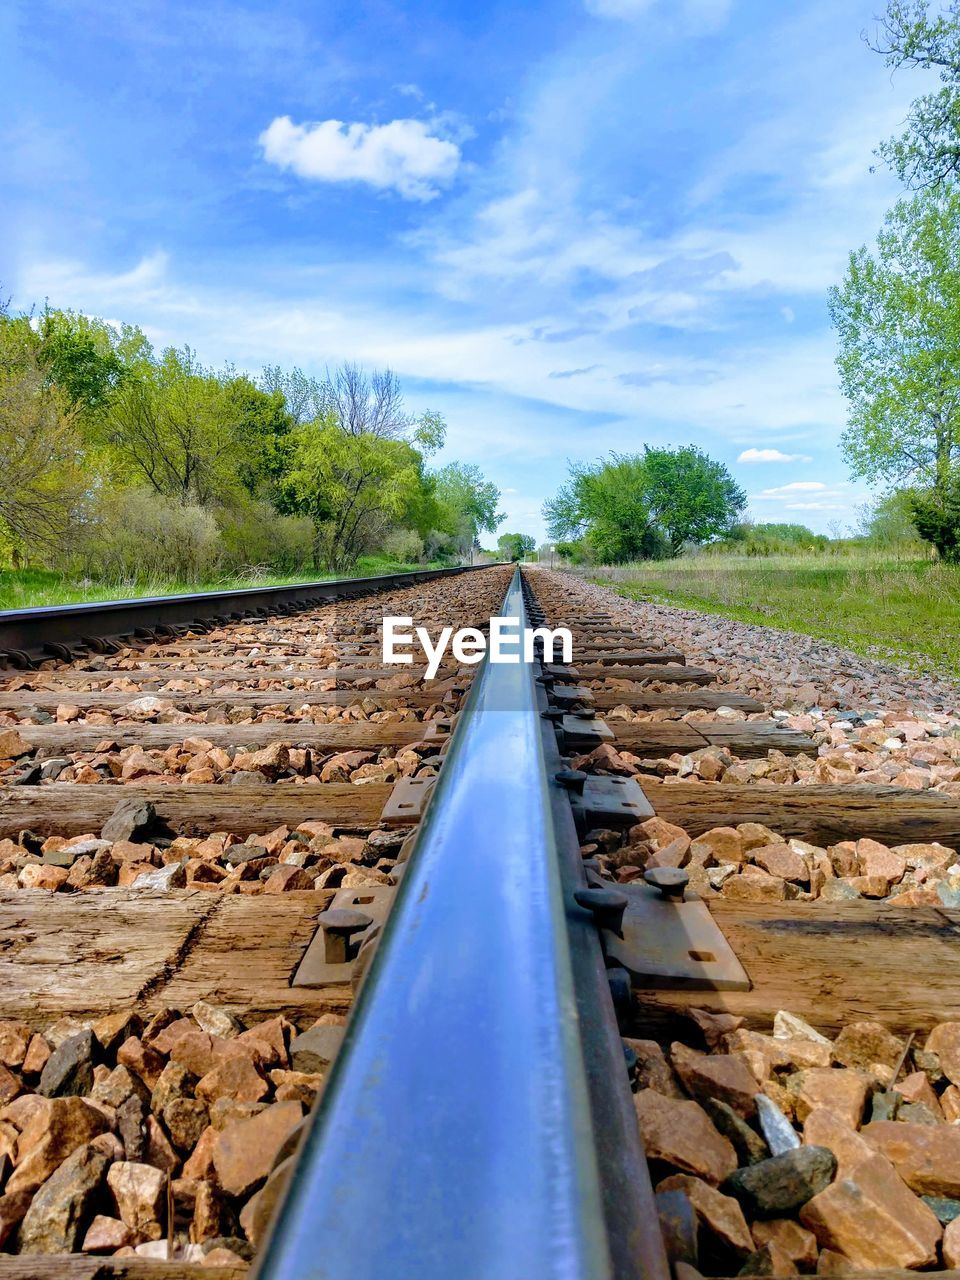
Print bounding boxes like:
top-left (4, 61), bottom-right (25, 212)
top-left (8, 1096), bottom-right (108, 1194)
top-left (183, 1125), bottom-right (219, 1180)
top-left (0, 729), bottom-right (30, 758)
top-left (212, 1100), bottom-right (304, 1197)
top-left (82, 1214), bottom-right (134, 1253)
top-left (832, 1021), bottom-right (904, 1071)
top-left (0, 1189), bottom-right (32, 1248)
top-left (145, 1114), bottom-right (179, 1174)
top-left (107, 1160), bottom-right (166, 1242)
top-left (687, 1008), bottom-right (745, 1051)
top-left (190, 1179), bottom-right (223, 1243)
top-left (196, 1055), bottom-right (269, 1105)
top-left (622, 1039), bottom-right (682, 1097)
top-left (926, 1022), bottom-right (960, 1085)
top-left (262, 865), bottom-right (315, 893)
top-left (942, 1084), bottom-right (960, 1123)
top-left (799, 1154), bottom-right (941, 1269)
top-left (21, 1035), bottom-right (52, 1076)
top-left (239, 1156), bottom-right (293, 1247)
top-left (736, 822), bottom-right (782, 849)
top-left (739, 1241), bottom-right (798, 1275)
top-left (657, 1173), bottom-right (753, 1256)
top-left (0, 1064), bottom-right (21, 1106)
top-left (803, 1108), bottom-right (873, 1174)
top-left (691, 826), bottom-right (744, 863)
top-left (117, 1036), bottom-right (165, 1089)
top-left (638, 816), bottom-right (690, 850)
top-left (232, 742), bottom-right (289, 778)
top-left (751, 1219), bottom-right (818, 1270)
top-left (943, 1215), bottom-right (960, 1268)
top-left (634, 1088), bottom-right (737, 1186)
top-left (670, 1042), bottom-right (758, 1118)
top-left (752, 843), bottom-right (809, 884)
top-left (862, 1119), bottom-right (960, 1196)
top-left (19, 1139), bottom-right (111, 1253)
top-left (895, 1070), bottom-right (944, 1119)
top-left (270, 1070), bottom-right (324, 1106)
top-left (0, 1022), bottom-right (32, 1070)
top-left (856, 838), bottom-right (906, 885)
top-left (786, 1068), bottom-right (868, 1128)
top-left (722, 868), bottom-right (793, 902)
top-left (236, 1017), bottom-right (290, 1069)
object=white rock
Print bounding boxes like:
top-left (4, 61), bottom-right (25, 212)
top-left (773, 1010), bottom-right (831, 1045)
top-left (132, 863), bottom-right (186, 890)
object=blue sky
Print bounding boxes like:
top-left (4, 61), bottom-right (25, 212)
top-left (3, 0), bottom-right (925, 542)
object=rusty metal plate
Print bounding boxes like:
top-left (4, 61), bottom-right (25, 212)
top-left (602, 881), bottom-right (751, 991)
top-left (380, 775), bottom-right (437, 826)
top-left (292, 884), bottom-right (396, 987)
top-left (569, 775), bottom-right (653, 830)
top-left (551, 685), bottom-right (595, 707)
top-left (560, 714), bottom-right (615, 749)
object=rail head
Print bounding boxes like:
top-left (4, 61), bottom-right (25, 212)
top-left (253, 567), bottom-right (668, 1280)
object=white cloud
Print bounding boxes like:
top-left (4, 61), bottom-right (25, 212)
top-left (259, 116), bottom-right (461, 201)
top-left (738, 447), bottom-right (812, 463)
top-left (584, 0), bottom-right (731, 26)
top-left (756, 481), bottom-right (828, 497)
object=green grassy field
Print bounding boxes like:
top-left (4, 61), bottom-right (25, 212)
top-left (0, 556), bottom-right (443, 610)
top-left (588, 553), bottom-right (960, 679)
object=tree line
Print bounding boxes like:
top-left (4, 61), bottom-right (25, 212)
top-left (0, 301), bottom-right (509, 579)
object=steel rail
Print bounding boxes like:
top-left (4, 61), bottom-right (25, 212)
top-left (0, 564), bottom-right (495, 666)
top-left (253, 567), bottom-right (668, 1280)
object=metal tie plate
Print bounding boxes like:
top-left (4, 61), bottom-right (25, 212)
top-left (598, 876), bottom-right (751, 991)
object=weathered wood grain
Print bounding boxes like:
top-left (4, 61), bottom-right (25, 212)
top-left (0, 890), bottom-right (349, 1026)
top-left (2, 664), bottom-right (458, 687)
top-left (591, 690), bottom-right (764, 712)
top-left (577, 664), bottom-right (714, 685)
top-left (609, 722), bottom-right (815, 759)
top-left (0, 1258), bottom-right (246, 1278)
top-left (0, 687), bottom-right (451, 711)
top-left (645, 780), bottom-right (960, 847)
top-left (12, 721), bottom-right (427, 752)
top-left (636, 898), bottom-right (960, 1036)
top-left (698, 723), bottom-right (818, 758)
top-left (0, 782), bottom-right (392, 837)
top-left (608, 723), bottom-right (709, 753)
top-left (570, 647), bottom-right (687, 665)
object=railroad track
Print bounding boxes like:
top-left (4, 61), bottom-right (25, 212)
top-left (0, 565), bottom-right (959, 1277)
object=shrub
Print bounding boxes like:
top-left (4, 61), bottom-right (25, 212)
top-left (216, 500), bottom-right (313, 573)
top-left (62, 488), bottom-right (224, 582)
top-left (382, 528), bottom-right (424, 564)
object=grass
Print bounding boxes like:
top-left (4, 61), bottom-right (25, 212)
top-left (0, 557), bottom-right (446, 611)
top-left (586, 552), bottom-right (960, 680)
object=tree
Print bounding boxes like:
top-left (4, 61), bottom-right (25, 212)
top-left (100, 347), bottom-right (292, 506)
top-left (36, 308), bottom-right (127, 416)
top-left (543, 447), bottom-right (744, 562)
top-left (829, 189), bottom-right (960, 505)
top-left (640, 446), bottom-right (746, 554)
top-left (497, 532), bottom-right (536, 561)
top-left (260, 365), bottom-right (328, 425)
top-left (0, 311), bottom-right (84, 552)
top-left (278, 419), bottom-right (438, 569)
top-left (910, 475), bottom-right (960, 558)
top-left (433, 462), bottom-right (504, 555)
top-left (544, 456), bottom-right (658, 563)
top-left (869, 1), bottom-right (960, 188)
